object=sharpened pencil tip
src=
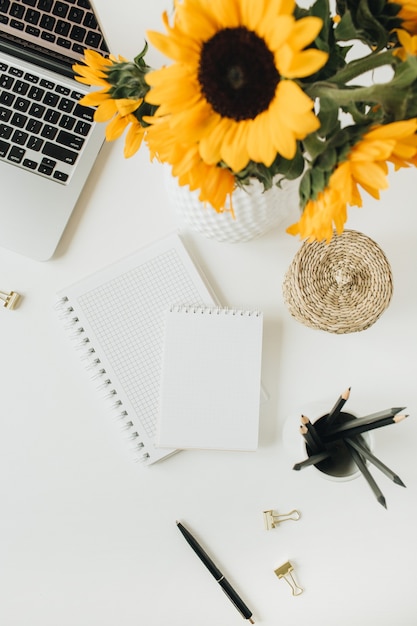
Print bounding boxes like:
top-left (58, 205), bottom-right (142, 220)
top-left (378, 497), bottom-right (387, 509)
top-left (394, 476), bottom-right (406, 487)
top-left (293, 464), bottom-right (301, 471)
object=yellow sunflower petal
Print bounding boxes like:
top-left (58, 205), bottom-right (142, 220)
top-left (124, 118), bottom-right (145, 158)
top-left (105, 114), bottom-right (129, 141)
top-left (289, 16), bottom-right (324, 50)
top-left (365, 118), bottom-right (417, 140)
top-left (115, 98), bottom-right (142, 116)
top-left (94, 99), bottom-right (118, 122)
top-left (219, 119), bottom-right (252, 171)
top-left (350, 161), bottom-right (389, 192)
top-left (78, 90), bottom-right (110, 108)
top-left (282, 48), bottom-right (329, 78)
top-left (199, 115), bottom-right (234, 165)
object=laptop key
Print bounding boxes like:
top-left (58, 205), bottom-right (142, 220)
top-left (40, 14), bottom-right (55, 30)
top-left (59, 114), bottom-right (75, 130)
top-left (0, 124), bottom-right (12, 139)
top-left (52, 2), bottom-right (69, 18)
top-left (14, 97), bottom-right (30, 112)
top-left (42, 141), bottom-right (78, 164)
top-left (0, 106), bottom-right (12, 122)
top-left (70, 25), bottom-right (86, 42)
top-left (0, 0), bottom-right (11, 14)
top-left (11, 129), bottom-right (28, 145)
top-left (28, 85), bottom-right (45, 101)
top-left (13, 80), bottom-right (29, 95)
top-left (0, 92), bottom-right (14, 106)
top-left (73, 103), bottom-right (94, 122)
top-left (25, 9), bottom-right (40, 24)
top-left (28, 102), bottom-right (46, 118)
top-left (0, 139), bottom-right (10, 157)
top-left (10, 112), bottom-right (27, 127)
top-left (43, 92), bottom-right (59, 106)
top-left (41, 124), bottom-right (57, 140)
top-left (56, 129), bottom-right (84, 150)
top-left (8, 67), bottom-right (23, 77)
top-left (10, 19), bottom-right (24, 30)
top-left (27, 136), bottom-right (43, 151)
top-left (53, 170), bottom-right (68, 182)
top-left (37, 0), bottom-right (53, 10)
top-left (68, 7), bottom-right (83, 23)
top-left (23, 158), bottom-right (37, 169)
top-left (26, 118), bottom-right (42, 133)
top-left (8, 145), bottom-right (25, 163)
top-left (10, 3), bottom-right (24, 18)
top-left (56, 36), bottom-right (71, 49)
top-left (25, 25), bottom-right (40, 36)
top-left (44, 108), bottom-right (59, 123)
top-left (74, 120), bottom-right (91, 136)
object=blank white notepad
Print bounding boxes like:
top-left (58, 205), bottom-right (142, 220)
top-left (157, 306), bottom-right (263, 451)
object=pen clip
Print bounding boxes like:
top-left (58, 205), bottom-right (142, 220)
top-left (263, 509), bottom-right (300, 530)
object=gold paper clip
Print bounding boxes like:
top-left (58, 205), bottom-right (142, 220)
top-left (0, 290), bottom-right (21, 310)
top-left (263, 509), bottom-right (300, 530)
top-left (274, 561), bottom-right (303, 596)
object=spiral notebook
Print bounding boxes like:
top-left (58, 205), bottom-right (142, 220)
top-left (157, 306), bottom-right (263, 451)
top-left (56, 234), bottom-right (221, 466)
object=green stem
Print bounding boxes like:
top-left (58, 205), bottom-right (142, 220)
top-left (325, 49), bottom-right (396, 86)
top-left (307, 83), bottom-right (381, 106)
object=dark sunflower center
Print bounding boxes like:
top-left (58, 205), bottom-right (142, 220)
top-left (198, 27), bottom-right (280, 121)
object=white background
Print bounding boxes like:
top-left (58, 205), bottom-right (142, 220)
top-left (1, 1), bottom-right (416, 624)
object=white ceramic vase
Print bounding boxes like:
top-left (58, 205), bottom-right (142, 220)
top-left (164, 167), bottom-right (300, 243)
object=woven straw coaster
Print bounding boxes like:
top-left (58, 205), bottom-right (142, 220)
top-left (282, 230), bottom-right (393, 334)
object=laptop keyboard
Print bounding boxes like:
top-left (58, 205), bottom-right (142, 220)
top-left (0, 58), bottom-right (96, 183)
top-left (0, 0), bottom-right (109, 61)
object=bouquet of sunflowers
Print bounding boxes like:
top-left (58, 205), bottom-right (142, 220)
top-left (74, 0), bottom-right (417, 242)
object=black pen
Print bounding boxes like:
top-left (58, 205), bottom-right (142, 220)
top-left (176, 521), bottom-right (255, 623)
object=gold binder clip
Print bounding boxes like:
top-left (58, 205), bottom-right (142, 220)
top-left (0, 290), bottom-right (21, 310)
top-left (263, 509), bottom-right (300, 530)
top-left (274, 561), bottom-right (303, 596)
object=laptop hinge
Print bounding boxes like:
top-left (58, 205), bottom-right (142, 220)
top-left (0, 35), bottom-right (75, 80)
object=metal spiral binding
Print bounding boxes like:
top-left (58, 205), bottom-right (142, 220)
top-left (168, 304), bottom-right (261, 316)
top-left (56, 296), bottom-right (150, 464)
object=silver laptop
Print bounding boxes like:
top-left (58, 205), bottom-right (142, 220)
top-left (0, 0), bottom-right (109, 260)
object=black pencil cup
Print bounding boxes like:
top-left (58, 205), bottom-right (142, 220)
top-left (306, 412), bottom-right (372, 480)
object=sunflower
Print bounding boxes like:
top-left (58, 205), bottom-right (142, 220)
top-left (145, 0), bottom-right (328, 176)
top-left (390, 0), bottom-right (417, 35)
top-left (393, 27), bottom-right (417, 59)
top-left (146, 116), bottom-right (236, 211)
top-left (288, 118), bottom-right (417, 241)
top-left (73, 50), bottom-right (145, 158)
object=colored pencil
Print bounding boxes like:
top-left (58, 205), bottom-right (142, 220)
top-left (346, 436), bottom-right (406, 487)
top-left (323, 413), bottom-right (408, 442)
top-left (325, 387), bottom-right (351, 427)
top-left (301, 415), bottom-right (324, 450)
top-left (293, 450), bottom-right (332, 471)
top-left (299, 424), bottom-right (322, 455)
top-left (346, 443), bottom-right (387, 509)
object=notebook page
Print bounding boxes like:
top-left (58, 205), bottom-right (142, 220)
top-left (57, 234), bottom-right (218, 465)
top-left (157, 306), bottom-right (263, 451)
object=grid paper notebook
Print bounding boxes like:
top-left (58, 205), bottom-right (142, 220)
top-left (56, 234), bottom-right (219, 465)
top-left (157, 306), bottom-right (263, 451)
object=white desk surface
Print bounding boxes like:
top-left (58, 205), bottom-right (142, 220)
top-left (1, 2), bottom-right (417, 625)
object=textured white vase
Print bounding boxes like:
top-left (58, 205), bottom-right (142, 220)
top-left (164, 167), bottom-right (300, 243)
